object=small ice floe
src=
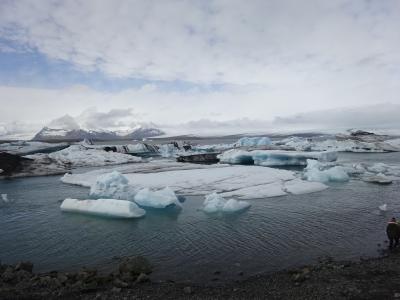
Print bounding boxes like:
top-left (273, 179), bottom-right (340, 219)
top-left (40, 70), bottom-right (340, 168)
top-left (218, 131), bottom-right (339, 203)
top-left (1, 194), bottom-right (10, 203)
top-left (202, 193), bottom-right (250, 214)
top-left (379, 204), bottom-right (388, 212)
top-left (60, 198), bottom-right (145, 218)
top-left (134, 187), bottom-right (181, 209)
top-left (363, 173), bottom-right (393, 185)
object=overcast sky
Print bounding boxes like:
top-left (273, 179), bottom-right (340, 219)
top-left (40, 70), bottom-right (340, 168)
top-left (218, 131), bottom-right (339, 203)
top-left (0, 0), bottom-right (399, 135)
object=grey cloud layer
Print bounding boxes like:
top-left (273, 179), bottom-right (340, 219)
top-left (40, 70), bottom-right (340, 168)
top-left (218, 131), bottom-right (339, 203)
top-left (0, 0), bottom-right (399, 130)
top-left (1, 0), bottom-right (400, 85)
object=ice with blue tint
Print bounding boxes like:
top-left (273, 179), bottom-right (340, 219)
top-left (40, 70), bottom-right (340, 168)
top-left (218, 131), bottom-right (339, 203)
top-left (134, 187), bottom-right (181, 209)
top-left (90, 171), bottom-right (137, 200)
top-left (235, 136), bottom-right (271, 147)
top-left (218, 149), bottom-right (337, 166)
top-left (60, 198), bottom-right (146, 218)
top-left (303, 159), bottom-right (349, 183)
top-left (203, 193), bottom-right (250, 213)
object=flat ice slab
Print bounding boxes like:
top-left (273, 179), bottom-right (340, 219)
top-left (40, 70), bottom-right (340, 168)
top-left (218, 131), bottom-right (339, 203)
top-left (62, 165), bottom-right (328, 200)
top-left (60, 198), bottom-right (145, 218)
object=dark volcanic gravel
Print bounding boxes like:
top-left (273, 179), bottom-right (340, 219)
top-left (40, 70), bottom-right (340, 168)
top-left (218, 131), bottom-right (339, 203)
top-left (3, 249), bottom-right (400, 299)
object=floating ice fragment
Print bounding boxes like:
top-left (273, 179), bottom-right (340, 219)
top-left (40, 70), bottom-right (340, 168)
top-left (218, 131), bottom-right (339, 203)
top-left (134, 187), bottom-right (181, 208)
top-left (379, 204), bottom-right (387, 211)
top-left (60, 198), bottom-right (145, 218)
top-left (89, 171), bottom-right (137, 200)
top-left (303, 159), bottom-right (349, 183)
top-left (1, 194), bottom-right (9, 203)
top-left (235, 137), bottom-right (271, 147)
top-left (203, 193), bottom-right (250, 213)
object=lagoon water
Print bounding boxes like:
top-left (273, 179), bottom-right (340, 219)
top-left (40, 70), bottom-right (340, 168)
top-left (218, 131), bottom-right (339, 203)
top-left (0, 152), bottom-right (399, 284)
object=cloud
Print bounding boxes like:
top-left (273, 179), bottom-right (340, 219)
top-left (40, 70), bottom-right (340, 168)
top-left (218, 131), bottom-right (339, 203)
top-left (76, 108), bottom-right (142, 130)
top-left (0, 0), bottom-right (399, 86)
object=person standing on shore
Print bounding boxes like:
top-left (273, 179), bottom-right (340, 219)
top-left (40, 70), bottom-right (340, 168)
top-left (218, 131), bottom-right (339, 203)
top-left (386, 217), bottom-right (400, 249)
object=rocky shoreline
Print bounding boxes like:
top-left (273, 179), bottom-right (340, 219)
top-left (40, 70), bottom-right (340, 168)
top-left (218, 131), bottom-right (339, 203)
top-left (2, 249), bottom-right (400, 299)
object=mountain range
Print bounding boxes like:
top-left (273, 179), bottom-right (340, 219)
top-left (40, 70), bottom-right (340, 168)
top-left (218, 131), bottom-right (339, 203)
top-left (32, 115), bottom-right (164, 141)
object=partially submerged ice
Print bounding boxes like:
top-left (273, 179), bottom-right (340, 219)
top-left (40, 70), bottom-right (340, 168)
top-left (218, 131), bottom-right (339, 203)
top-left (218, 149), bottom-right (337, 166)
top-left (303, 159), bottom-right (350, 183)
top-left (60, 198), bottom-right (145, 218)
top-left (90, 171), bottom-right (137, 200)
top-left (134, 187), bottom-right (181, 208)
top-left (234, 137), bottom-right (271, 147)
top-left (203, 193), bottom-right (250, 213)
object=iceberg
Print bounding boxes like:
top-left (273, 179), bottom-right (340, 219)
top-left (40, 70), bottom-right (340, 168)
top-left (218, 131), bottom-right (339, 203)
top-left (203, 193), bottom-right (250, 213)
top-left (60, 198), bottom-right (145, 218)
top-left (27, 145), bottom-right (142, 167)
top-left (0, 141), bottom-right (69, 156)
top-left (218, 149), bottom-right (337, 166)
top-left (278, 137), bottom-right (398, 153)
top-left (134, 187), bottom-right (181, 208)
top-left (363, 173), bottom-right (393, 185)
top-left (89, 171), bottom-right (137, 200)
top-left (235, 136), bottom-right (271, 147)
top-left (303, 159), bottom-right (349, 183)
top-left (218, 149), bottom-right (255, 165)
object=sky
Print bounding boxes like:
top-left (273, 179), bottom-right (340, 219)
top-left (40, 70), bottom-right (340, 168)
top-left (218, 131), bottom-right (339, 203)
top-left (0, 0), bottom-right (399, 136)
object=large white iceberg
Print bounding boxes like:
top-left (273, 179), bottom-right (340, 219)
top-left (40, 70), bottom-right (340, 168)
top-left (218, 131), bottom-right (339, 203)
top-left (60, 198), bottom-right (146, 218)
top-left (277, 137), bottom-right (398, 153)
top-left (303, 159), bottom-right (349, 183)
top-left (235, 136), bottom-right (271, 147)
top-left (0, 141), bottom-right (68, 155)
top-left (89, 171), bottom-right (137, 200)
top-left (27, 145), bottom-right (142, 167)
top-left (62, 165), bottom-right (328, 200)
top-left (218, 149), bottom-right (337, 166)
top-left (203, 193), bottom-right (250, 213)
top-left (134, 187), bottom-right (181, 208)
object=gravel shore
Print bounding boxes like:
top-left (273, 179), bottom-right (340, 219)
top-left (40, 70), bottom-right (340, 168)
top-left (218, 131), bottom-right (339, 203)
top-left (2, 249), bottom-right (400, 299)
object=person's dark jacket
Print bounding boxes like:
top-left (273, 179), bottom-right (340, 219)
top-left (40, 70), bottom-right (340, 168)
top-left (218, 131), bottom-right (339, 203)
top-left (386, 222), bottom-right (400, 239)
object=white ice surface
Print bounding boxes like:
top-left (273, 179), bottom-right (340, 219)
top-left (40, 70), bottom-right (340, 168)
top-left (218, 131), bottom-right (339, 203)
top-left (385, 138), bottom-right (400, 149)
top-left (62, 165), bottom-right (328, 200)
top-left (60, 198), bottom-right (145, 218)
top-left (27, 145), bottom-right (142, 167)
top-left (89, 171), bottom-right (137, 200)
top-left (203, 193), bottom-right (250, 213)
top-left (0, 141), bottom-right (68, 155)
top-left (283, 179), bottom-right (328, 194)
top-left (134, 187), bottom-right (180, 208)
top-left (278, 137), bottom-right (398, 153)
top-left (235, 137), bottom-right (271, 147)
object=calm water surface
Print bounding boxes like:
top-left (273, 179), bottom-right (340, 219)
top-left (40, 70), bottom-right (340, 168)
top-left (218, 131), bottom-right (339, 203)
top-left (0, 152), bottom-right (399, 284)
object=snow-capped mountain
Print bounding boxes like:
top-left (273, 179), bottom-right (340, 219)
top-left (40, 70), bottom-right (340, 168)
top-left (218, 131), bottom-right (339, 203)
top-left (32, 115), bottom-right (164, 141)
